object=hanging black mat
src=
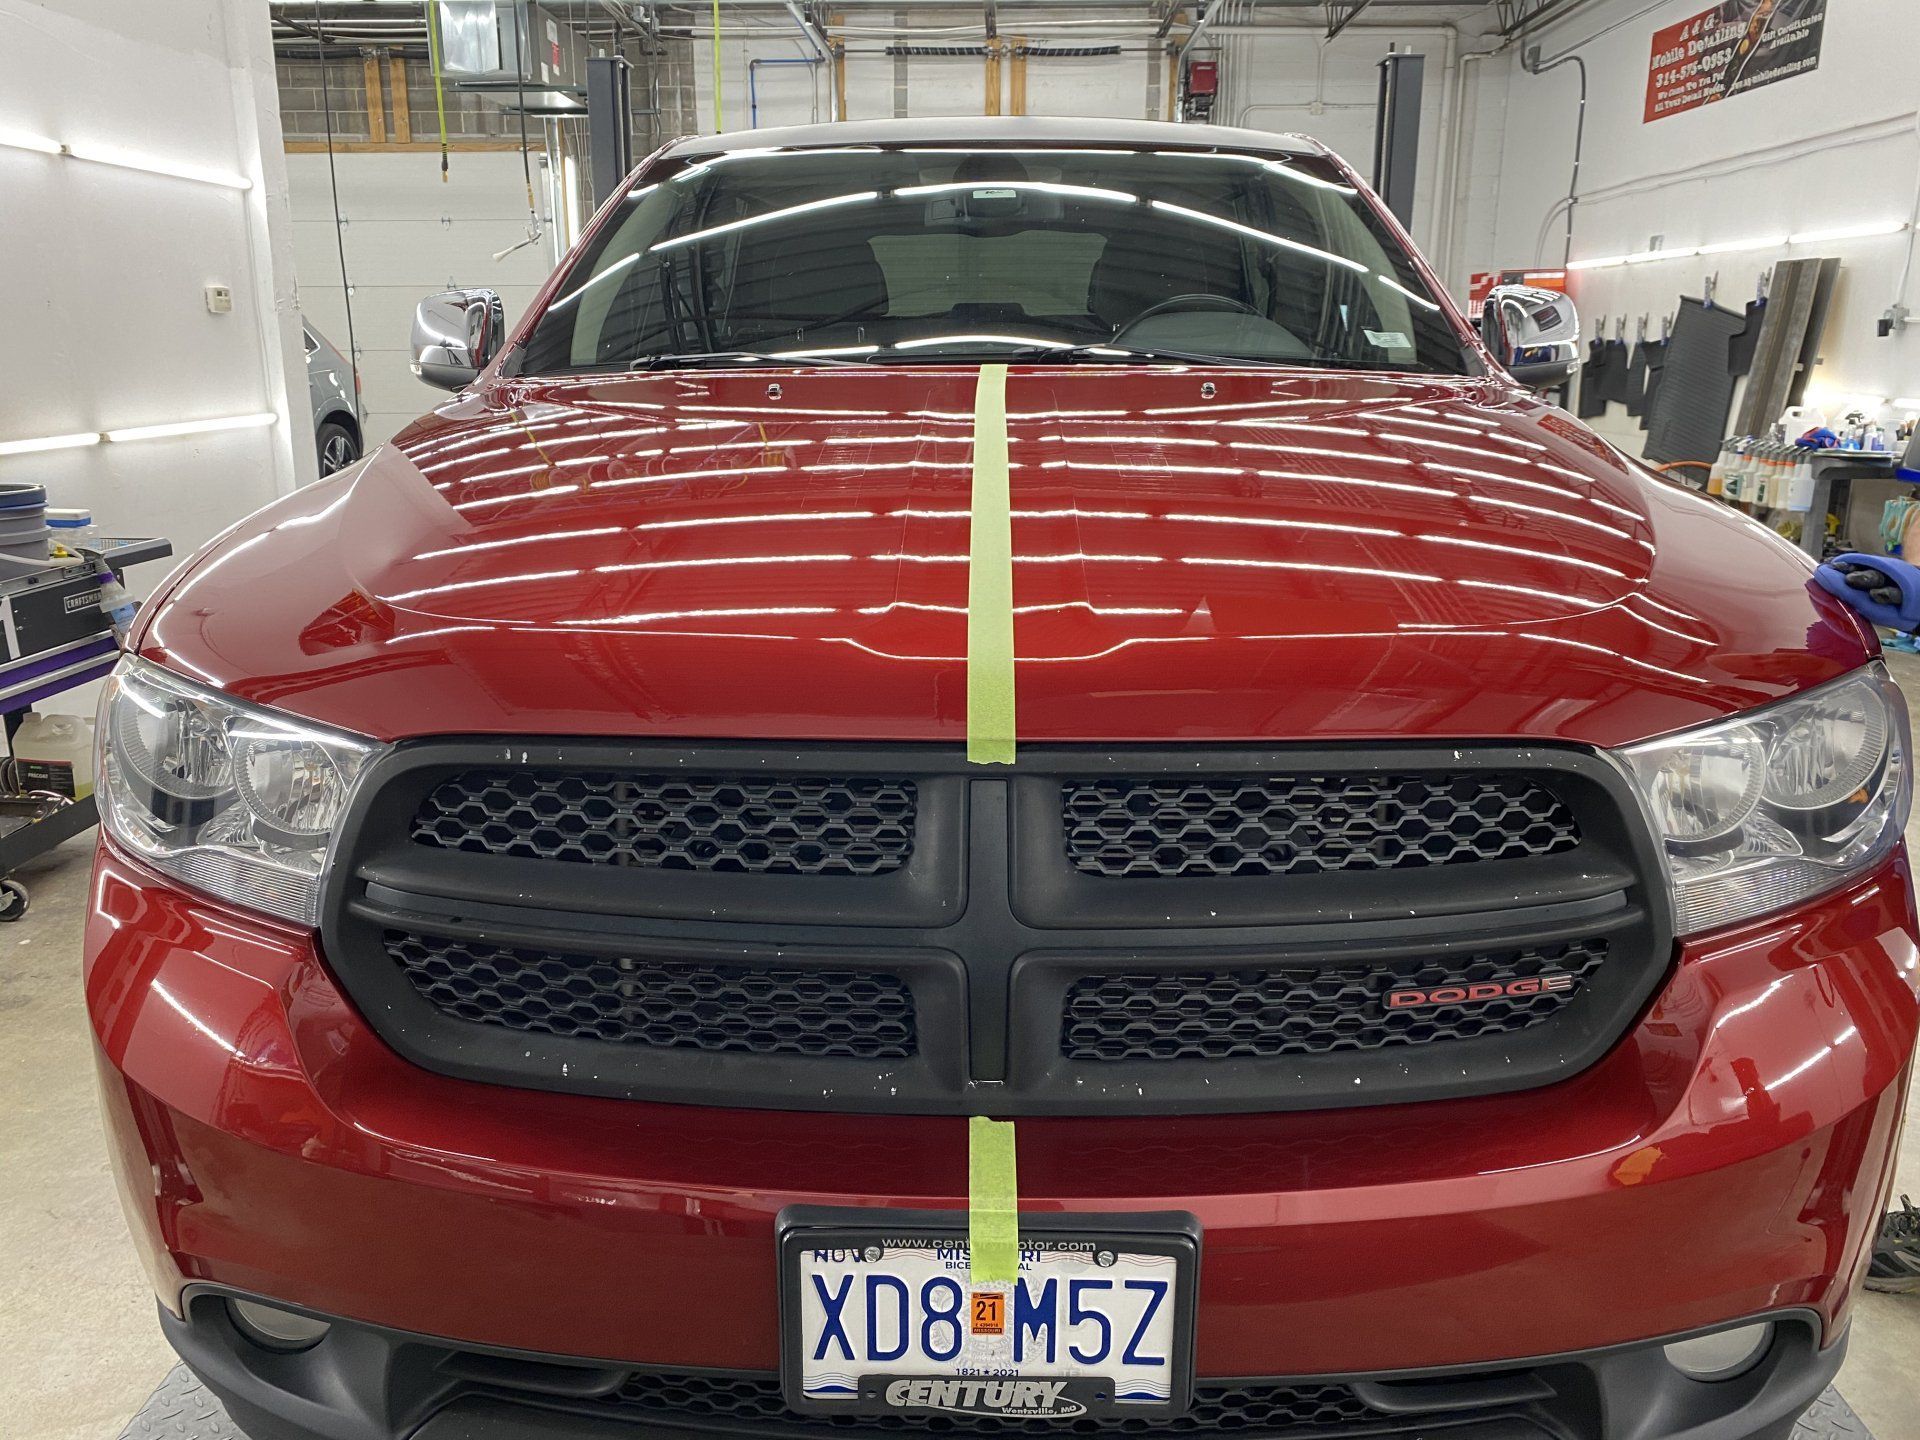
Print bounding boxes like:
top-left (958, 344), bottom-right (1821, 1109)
top-left (1625, 341), bottom-right (1653, 416)
top-left (1643, 298), bottom-right (1746, 466)
top-left (1636, 340), bottom-right (1669, 430)
top-left (1601, 338), bottom-right (1635, 405)
top-left (1728, 299), bottom-right (1768, 378)
top-left (1577, 337), bottom-right (1612, 418)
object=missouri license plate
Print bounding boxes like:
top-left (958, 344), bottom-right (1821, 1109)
top-left (778, 1208), bottom-right (1199, 1423)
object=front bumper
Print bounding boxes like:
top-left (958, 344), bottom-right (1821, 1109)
top-left (163, 1289), bottom-right (1845, 1440)
top-left (89, 841), bottom-right (1917, 1386)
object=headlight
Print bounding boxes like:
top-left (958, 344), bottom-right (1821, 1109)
top-left (1621, 664), bottom-right (1911, 935)
top-left (97, 658), bottom-right (379, 925)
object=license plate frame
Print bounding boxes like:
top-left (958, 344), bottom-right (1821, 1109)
top-left (777, 1206), bottom-right (1200, 1423)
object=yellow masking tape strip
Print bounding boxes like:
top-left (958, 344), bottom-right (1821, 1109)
top-left (967, 364), bottom-right (1016, 765)
top-left (968, 1115), bottom-right (1020, 1285)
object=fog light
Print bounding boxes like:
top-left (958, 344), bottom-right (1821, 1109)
top-left (1663, 1322), bottom-right (1773, 1380)
top-left (228, 1299), bottom-right (331, 1352)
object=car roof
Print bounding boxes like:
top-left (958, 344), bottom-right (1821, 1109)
top-left (663, 115), bottom-right (1329, 161)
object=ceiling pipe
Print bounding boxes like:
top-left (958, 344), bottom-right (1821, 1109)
top-left (623, 0), bottom-right (1481, 9)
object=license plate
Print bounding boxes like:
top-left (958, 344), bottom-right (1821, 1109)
top-left (779, 1207), bottom-right (1199, 1423)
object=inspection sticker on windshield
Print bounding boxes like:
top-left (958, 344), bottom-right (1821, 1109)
top-left (1365, 329), bottom-right (1412, 348)
top-left (778, 1209), bottom-right (1198, 1422)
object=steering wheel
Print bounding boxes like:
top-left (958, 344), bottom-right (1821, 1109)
top-left (1114, 292), bottom-right (1261, 336)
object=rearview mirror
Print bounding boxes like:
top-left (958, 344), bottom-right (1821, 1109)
top-left (1482, 285), bottom-right (1580, 392)
top-left (412, 288), bottom-right (505, 391)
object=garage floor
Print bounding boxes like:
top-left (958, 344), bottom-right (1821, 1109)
top-left (5, 661), bottom-right (1920, 1440)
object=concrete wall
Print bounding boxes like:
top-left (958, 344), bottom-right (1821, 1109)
top-left (1473, 0), bottom-right (1920, 457)
top-left (0, 0), bottom-right (309, 589)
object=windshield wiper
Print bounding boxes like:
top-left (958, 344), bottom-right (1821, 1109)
top-left (1000, 343), bottom-right (1433, 372)
top-left (629, 349), bottom-right (868, 371)
top-left (999, 343), bottom-right (1292, 367)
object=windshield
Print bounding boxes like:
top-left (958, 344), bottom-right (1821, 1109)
top-left (515, 144), bottom-right (1471, 375)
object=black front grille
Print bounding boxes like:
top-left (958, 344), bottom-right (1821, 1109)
top-left (1062, 774), bottom-right (1579, 879)
top-left (328, 743), bottom-right (1666, 1114)
top-left (1060, 940), bottom-right (1608, 1063)
top-left (610, 1371), bottom-right (1397, 1435)
top-left (413, 770), bottom-right (917, 877)
top-left (384, 930), bottom-right (917, 1059)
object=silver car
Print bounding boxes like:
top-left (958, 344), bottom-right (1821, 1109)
top-left (302, 321), bottom-right (363, 475)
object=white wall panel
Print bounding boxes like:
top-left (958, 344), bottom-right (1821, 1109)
top-left (0, 0), bottom-right (306, 591)
top-left (1477, 0), bottom-right (1920, 457)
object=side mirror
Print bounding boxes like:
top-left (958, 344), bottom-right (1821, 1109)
top-left (1482, 285), bottom-right (1581, 392)
top-left (411, 288), bottom-right (505, 392)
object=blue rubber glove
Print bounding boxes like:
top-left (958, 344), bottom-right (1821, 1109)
top-left (1814, 553), bottom-right (1920, 632)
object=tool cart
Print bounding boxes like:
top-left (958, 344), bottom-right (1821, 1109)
top-left (0, 535), bottom-right (172, 920)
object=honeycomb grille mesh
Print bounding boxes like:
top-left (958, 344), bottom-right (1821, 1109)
top-left (610, 1371), bottom-right (1396, 1435)
top-left (1062, 773), bottom-right (1579, 879)
top-left (384, 931), bottom-right (916, 1058)
top-left (412, 770), bottom-right (916, 877)
top-left (1062, 940), bottom-right (1607, 1062)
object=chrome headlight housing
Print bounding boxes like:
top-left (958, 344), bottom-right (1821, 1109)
top-left (97, 658), bottom-right (379, 925)
top-left (1621, 664), bottom-right (1911, 935)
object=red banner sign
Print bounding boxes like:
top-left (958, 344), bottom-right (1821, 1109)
top-left (1645, 0), bottom-right (1826, 125)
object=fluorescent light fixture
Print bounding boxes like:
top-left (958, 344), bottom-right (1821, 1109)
top-left (1697, 234), bottom-right (1788, 256)
top-left (1149, 199), bottom-right (1370, 273)
top-left (0, 129), bottom-right (63, 156)
top-left (894, 180), bottom-right (1138, 206)
top-left (1149, 151), bottom-right (1358, 194)
top-left (549, 252), bottom-right (638, 310)
top-left (1569, 221), bottom-right (1906, 270)
top-left (650, 190), bottom-right (878, 251)
top-left (1789, 220), bottom-right (1910, 245)
top-left (901, 147), bottom-right (1129, 156)
top-left (65, 141), bottom-right (251, 190)
top-left (1375, 273), bottom-right (1443, 311)
top-left (769, 344), bottom-right (881, 358)
top-left (0, 431), bottom-right (101, 457)
top-left (670, 146), bottom-right (883, 184)
top-left (892, 334), bottom-right (1072, 350)
top-left (1263, 162), bottom-right (1358, 195)
top-left (0, 126), bottom-right (250, 188)
top-left (105, 412), bottom-right (276, 444)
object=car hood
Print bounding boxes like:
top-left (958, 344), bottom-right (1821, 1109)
top-left (141, 367), bottom-right (1869, 748)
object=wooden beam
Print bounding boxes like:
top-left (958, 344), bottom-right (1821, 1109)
top-left (985, 36), bottom-right (1002, 116)
top-left (362, 52), bottom-right (387, 144)
top-left (388, 56), bottom-right (412, 144)
top-left (285, 138), bottom-right (529, 154)
top-left (1009, 36), bottom-right (1026, 116)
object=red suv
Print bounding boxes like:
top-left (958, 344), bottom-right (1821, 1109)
top-left (88, 118), bottom-right (1917, 1440)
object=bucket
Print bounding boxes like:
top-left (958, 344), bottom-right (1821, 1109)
top-left (0, 484), bottom-right (50, 565)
